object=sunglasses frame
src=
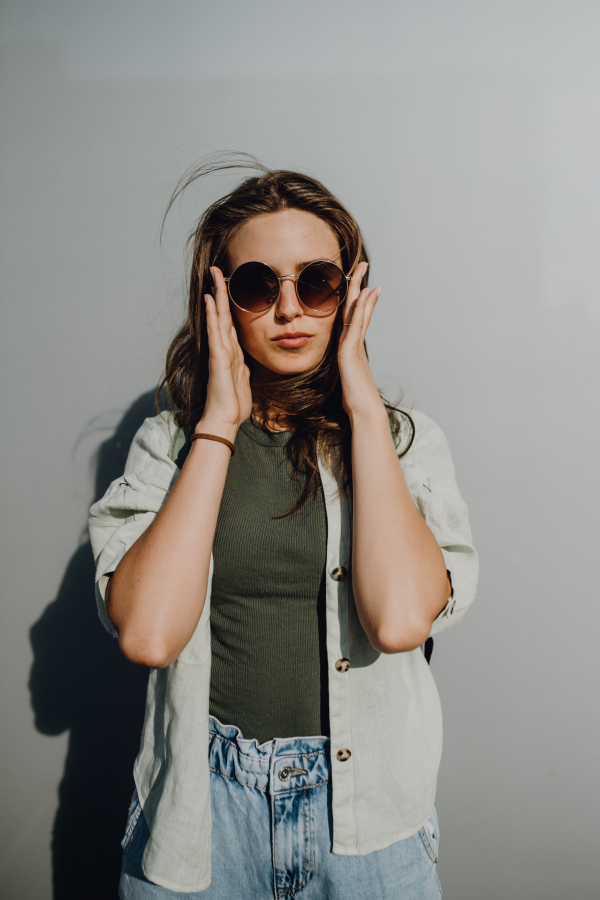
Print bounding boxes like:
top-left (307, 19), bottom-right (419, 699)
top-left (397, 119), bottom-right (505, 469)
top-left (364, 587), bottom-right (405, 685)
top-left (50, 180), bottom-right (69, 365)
top-left (223, 259), bottom-right (352, 313)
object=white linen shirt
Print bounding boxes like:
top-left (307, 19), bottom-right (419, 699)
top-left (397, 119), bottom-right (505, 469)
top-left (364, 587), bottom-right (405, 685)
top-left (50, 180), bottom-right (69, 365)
top-left (88, 408), bottom-right (478, 893)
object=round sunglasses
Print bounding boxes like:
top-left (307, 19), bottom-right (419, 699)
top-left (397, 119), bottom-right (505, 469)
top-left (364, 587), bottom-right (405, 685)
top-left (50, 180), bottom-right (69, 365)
top-left (224, 260), bottom-right (352, 313)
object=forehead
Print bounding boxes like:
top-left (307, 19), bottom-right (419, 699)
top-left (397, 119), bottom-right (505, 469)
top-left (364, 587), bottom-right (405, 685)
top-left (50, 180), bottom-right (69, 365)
top-left (227, 209), bottom-right (341, 271)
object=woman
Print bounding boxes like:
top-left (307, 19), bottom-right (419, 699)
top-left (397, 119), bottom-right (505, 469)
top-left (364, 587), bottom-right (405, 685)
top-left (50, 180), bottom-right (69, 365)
top-left (89, 161), bottom-right (478, 899)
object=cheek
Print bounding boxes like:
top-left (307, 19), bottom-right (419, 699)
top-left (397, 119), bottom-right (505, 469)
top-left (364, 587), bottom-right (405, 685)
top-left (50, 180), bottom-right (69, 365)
top-left (312, 312), bottom-right (340, 346)
top-left (230, 311), bottom-right (256, 350)
top-left (231, 309), bottom-right (339, 358)
top-left (320, 314), bottom-right (338, 337)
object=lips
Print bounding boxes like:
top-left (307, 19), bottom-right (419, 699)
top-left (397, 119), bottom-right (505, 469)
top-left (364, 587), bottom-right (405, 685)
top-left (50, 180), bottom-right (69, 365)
top-left (271, 332), bottom-right (314, 349)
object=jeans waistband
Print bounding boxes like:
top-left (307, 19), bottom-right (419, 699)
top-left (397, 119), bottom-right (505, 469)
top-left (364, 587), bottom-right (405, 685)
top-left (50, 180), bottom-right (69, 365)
top-left (209, 716), bottom-right (331, 793)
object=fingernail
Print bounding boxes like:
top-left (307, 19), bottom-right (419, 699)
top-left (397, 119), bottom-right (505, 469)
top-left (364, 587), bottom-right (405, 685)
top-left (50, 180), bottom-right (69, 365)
top-left (376, 287), bottom-right (382, 297)
top-left (362, 262), bottom-right (369, 275)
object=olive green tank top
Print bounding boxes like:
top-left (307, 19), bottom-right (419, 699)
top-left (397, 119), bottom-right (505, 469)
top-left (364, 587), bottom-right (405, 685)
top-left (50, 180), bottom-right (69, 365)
top-left (209, 417), bottom-right (329, 744)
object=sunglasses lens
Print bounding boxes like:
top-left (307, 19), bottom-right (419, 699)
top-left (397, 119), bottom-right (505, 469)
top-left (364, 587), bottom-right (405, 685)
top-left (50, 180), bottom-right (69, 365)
top-left (229, 262), bottom-right (279, 311)
top-left (297, 262), bottom-right (346, 311)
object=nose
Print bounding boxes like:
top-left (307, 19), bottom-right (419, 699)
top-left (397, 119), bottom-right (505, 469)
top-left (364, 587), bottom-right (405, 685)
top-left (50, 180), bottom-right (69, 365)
top-left (274, 276), bottom-right (303, 322)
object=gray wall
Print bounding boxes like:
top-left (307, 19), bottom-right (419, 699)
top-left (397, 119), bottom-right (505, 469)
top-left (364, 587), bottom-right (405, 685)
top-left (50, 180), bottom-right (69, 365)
top-left (1, 2), bottom-right (599, 898)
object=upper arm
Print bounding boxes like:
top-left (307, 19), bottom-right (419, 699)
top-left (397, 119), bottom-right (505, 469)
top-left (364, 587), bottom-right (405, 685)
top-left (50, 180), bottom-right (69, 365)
top-left (399, 410), bottom-right (479, 637)
top-left (88, 413), bottom-right (181, 636)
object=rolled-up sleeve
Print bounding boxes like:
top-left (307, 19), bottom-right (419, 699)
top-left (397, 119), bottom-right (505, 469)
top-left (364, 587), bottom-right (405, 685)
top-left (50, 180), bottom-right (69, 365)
top-left (398, 409), bottom-right (479, 637)
top-left (88, 413), bottom-right (180, 637)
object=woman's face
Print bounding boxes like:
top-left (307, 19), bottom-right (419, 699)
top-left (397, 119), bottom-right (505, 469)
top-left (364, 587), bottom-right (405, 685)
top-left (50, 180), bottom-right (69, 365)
top-left (223, 209), bottom-right (343, 381)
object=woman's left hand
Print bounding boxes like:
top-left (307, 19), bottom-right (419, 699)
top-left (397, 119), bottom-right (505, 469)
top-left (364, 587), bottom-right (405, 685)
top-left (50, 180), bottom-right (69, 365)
top-left (338, 262), bottom-right (383, 419)
top-left (340, 264), bottom-right (452, 653)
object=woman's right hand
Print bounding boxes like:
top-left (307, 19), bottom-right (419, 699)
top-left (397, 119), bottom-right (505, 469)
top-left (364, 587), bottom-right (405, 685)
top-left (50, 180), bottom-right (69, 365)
top-left (109, 264), bottom-right (249, 667)
top-left (108, 267), bottom-right (251, 667)
top-left (198, 266), bottom-right (252, 436)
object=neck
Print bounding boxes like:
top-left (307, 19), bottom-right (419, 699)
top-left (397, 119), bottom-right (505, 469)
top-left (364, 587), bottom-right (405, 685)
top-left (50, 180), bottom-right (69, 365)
top-left (249, 358), bottom-right (297, 432)
top-left (252, 407), bottom-right (293, 433)
top-left (250, 359), bottom-right (287, 385)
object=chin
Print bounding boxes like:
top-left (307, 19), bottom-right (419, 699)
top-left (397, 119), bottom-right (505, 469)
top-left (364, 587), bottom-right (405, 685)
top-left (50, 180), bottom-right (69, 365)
top-left (252, 350), bottom-right (324, 379)
top-left (270, 357), bottom-right (322, 377)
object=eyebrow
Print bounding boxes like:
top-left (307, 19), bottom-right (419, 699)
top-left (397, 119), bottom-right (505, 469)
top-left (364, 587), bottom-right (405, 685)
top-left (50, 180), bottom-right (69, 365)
top-left (294, 258), bottom-right (336, 271)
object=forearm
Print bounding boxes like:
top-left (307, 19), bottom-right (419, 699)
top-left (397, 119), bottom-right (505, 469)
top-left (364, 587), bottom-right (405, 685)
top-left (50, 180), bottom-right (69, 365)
top-left (109, 421), bottom-right (237, 668)
top-left (350, 407), bottom-right (450, 653)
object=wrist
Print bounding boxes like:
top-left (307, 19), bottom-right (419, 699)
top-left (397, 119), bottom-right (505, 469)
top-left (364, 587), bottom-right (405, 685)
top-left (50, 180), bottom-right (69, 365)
top-left (194, 418), bottom-right (239, 444)
top-left (347, 401), bottom-right (389, 431)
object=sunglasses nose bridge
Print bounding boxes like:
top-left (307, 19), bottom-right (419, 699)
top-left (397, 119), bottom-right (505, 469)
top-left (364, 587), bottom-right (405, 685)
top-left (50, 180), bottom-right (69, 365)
top-left (278, 273), bottom-right (299, 298)
top-left (275, 274), bottom-right (303, 317)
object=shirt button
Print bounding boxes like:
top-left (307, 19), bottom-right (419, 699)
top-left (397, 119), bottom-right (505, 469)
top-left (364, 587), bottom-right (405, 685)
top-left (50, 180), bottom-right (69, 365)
top-left (335, 658), bottom-right (351, 673)
top-left (331, 566), bottom-right (347, 581)
top-left (336, 748), bottom-right (352, 762)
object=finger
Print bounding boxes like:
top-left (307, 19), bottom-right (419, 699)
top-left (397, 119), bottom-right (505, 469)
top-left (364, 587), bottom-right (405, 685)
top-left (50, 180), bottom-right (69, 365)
top-left (205, 294), bottom-right (226, 354)
top-left (348, 260), bottom-right (369, 300)
top-left (342, 287), bottom-right (370, 342)
top-left (342, 261), bottom-right (369, 325)
top-left (229, 320), bottom-right (245, 360)
top-left (360, 288), bottom-right (381, 342)
top-left (211, 266), bottom-right (234, 340)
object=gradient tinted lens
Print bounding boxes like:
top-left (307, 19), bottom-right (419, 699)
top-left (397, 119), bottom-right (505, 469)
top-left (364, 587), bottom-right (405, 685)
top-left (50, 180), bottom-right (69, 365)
top-left (229, 262), bottom-right (279, 311)
top-left (297, 261), bottom-right (346, 311)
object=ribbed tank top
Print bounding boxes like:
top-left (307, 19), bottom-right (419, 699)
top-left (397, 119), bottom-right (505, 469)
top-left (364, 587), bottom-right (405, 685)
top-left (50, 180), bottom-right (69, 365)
top-left (209, 417), bottom-right (329, 744)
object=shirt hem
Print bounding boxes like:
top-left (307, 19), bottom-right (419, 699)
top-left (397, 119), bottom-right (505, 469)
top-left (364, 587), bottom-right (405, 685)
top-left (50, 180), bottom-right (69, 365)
top-left (331, 802), bottom-right (435, 857)
top-left (140, 864), bottom-right (212, 895)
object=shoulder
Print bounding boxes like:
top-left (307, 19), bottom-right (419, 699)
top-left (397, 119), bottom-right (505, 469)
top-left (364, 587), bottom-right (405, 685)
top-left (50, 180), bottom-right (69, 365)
top-left (91, 410), bottom-right (180, 515)
top-left (123, 411), bottom-right (181, 472)
top-left (133, 409), bottom-right (179, 446)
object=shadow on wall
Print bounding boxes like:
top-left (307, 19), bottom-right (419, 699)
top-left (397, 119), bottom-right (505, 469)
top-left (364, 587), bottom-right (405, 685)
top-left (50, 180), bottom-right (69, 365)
top-left (28, 391), bottom-right (159, 900)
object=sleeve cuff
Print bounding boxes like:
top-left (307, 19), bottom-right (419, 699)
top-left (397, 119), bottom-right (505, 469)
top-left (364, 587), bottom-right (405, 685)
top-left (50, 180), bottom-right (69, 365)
top-left (96, 575), bottom-right (119, 638)
top-left (429, 568), bottom-right (457, 635)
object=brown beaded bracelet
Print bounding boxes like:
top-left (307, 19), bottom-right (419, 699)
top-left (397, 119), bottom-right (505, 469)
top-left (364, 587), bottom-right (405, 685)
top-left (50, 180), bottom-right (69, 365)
top-left (190, 432), bottom-right (236, 456)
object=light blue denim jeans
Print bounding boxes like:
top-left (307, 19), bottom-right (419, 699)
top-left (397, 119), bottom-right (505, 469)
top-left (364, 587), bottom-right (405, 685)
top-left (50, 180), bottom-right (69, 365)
top-left (119, 717), bottom-right (441, 899)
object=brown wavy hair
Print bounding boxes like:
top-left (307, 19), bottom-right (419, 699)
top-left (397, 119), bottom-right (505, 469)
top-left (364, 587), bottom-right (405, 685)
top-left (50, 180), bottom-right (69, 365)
top-left (158, 154), bottom-right (414, 512)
